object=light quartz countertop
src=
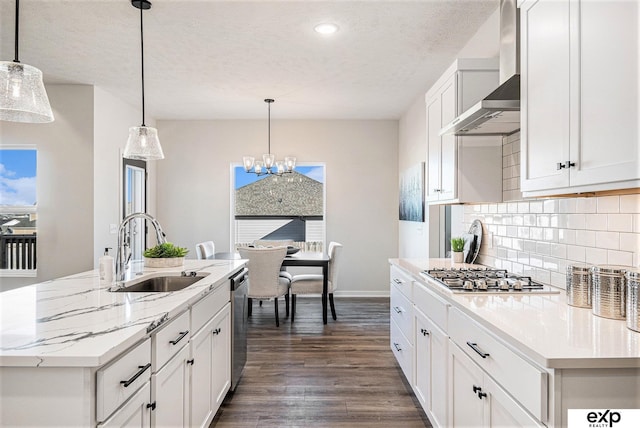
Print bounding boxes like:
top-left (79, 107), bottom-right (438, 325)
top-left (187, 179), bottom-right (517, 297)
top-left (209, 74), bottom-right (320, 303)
top-left (0, 259), bottom-right (246, 368)
top-left (390, 258), bottom-right (640, 369)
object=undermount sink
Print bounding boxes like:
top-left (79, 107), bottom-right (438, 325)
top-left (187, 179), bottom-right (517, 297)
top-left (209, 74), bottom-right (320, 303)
top-left (111, 274), bottom-right (207, 293)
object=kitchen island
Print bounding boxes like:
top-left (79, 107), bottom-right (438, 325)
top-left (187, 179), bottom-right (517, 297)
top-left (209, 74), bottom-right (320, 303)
top-left (390, 258), bottom-right (640, 428)
top-left (0, 259), bottom-right (246, 426)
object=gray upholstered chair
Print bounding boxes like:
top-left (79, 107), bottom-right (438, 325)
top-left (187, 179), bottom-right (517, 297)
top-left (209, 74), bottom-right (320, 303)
top-left (253, 239), bottom-right (294, 282)
top-left (195, 241), bottom-right (215, 259)
top-left (290, 242), bottom-right (343, 322)
top-left (238, 246), bottom-right (290, 327)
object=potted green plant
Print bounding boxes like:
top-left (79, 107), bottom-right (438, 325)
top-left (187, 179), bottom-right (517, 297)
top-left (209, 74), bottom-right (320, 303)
top-left (143, 242), bottom-right (189, 268)
top-left (450, 237), bottom-right (465, 264)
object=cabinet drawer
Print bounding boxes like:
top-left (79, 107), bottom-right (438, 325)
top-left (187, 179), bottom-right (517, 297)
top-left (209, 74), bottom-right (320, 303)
top-left (192, 281), bottom-right (230, 335)
top-left (390, 283), bottom-right (414, 344)
top-left (153, 310), bottom-right (190, 371)
top-left (96, 338), bottom-right (151, 422)
top-left (391, 317), bottom-right (413, 383)
top-left (390, 265), bottom-right (413, 300)
top-left (448, 307), bottom-right (547, 421)
top-left (413, 281), bottom-right (448, 332)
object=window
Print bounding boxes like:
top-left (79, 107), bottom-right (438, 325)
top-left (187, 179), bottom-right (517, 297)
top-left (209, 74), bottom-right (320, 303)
top-left (122, 158), bottom-right (147, 261)
top-left (0, 147), bottom-right (37, 275)
top-left (232, 164), bottom-right (325, 251)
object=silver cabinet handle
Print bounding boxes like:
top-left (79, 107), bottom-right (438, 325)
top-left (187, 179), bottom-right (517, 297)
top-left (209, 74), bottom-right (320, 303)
top-left (420, 328), bottom-right (430, 336)
top-left (393, 343), bottom-right (402, 352)
top-left (393, 306), bottom-right (403, 314)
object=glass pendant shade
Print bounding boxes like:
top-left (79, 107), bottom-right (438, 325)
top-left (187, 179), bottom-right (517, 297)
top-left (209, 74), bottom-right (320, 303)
top-left (254, 161), bottom-right (264, 174)
top-left (0, 61), bottom-right (54, 123)
top-left (124, 126), bottom-right (164, 160)
top-left (263, 153), bottom-right (275, 169)
top-left (284, 156), bottom-right (296, 172)
top-left (243, 156), bottom-right (255, 172)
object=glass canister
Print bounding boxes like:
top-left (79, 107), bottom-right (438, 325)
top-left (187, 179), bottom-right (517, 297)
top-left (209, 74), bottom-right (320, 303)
top-left (626, 269), bottom-right (640, 332)
top-left (591, 265), bottom-right (627, 320)
top-left (566, 265), bottom-right (592, 308)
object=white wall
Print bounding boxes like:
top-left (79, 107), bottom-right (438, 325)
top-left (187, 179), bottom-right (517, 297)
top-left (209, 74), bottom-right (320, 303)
top-left (93, 87), bottom-right (156, 266)
top-left (398, 92), bottom-right (429, 259)
top-left (0, 85), bottom-right (95, 291)
top-left (156, 119), bottom-right (398, 296)
top-left (398, 7), bottom-right (500, 259)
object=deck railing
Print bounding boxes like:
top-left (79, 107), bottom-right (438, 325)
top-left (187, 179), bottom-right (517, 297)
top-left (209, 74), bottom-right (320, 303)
top-left (0, 234), bottom-right (37, 270)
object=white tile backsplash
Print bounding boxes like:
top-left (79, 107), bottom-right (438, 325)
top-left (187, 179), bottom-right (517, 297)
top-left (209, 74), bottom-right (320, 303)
top-left (597, 196), bottom-right (620, 213)
top-left (620, 194), bottom-right (640, 213)
top-left (462, 136), bottom-right (640, 290)
top-left (607, 214), bottom-right (633, 232)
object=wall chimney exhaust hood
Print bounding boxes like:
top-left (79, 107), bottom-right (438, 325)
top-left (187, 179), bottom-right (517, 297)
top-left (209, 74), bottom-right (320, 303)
top-left (440, 0), bottom-right (520, 137)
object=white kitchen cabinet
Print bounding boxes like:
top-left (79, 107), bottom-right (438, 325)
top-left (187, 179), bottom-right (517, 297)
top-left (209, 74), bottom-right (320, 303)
top-left (189, 302), bottom-right (231, 427)
top-left (190, 316), bottom-right (215, 428)
top-left (211, 304), bottom-right (232, 411)
top-left (99, 382), bottom-right (152, 428)
top-left (151, 344), bottom-right (190, 427)
top-left (448, 342), bottom-right (543, 428)
top-left (390, 267), bottom-right (415, 383)
top-left (520, 0), bottom-right (640, 196)
top-left (425, 59), bottom-right (503, 204)
top-left (414, 307), bottom-right (448, 428)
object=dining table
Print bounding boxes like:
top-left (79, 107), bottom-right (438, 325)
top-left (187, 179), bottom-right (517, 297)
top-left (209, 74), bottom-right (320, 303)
top-left (213, 250), bottom-right (331, 324)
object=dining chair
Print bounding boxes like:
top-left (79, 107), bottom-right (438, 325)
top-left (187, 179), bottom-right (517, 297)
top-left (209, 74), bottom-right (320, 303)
top-left (195, 241), bottom-right (215, 259)
top-left (290, 242), bottom-right (343, 322)
top-left (238, 246), bottom-right (290, 327)
top-left (253, 239), bottom-right (294, 282)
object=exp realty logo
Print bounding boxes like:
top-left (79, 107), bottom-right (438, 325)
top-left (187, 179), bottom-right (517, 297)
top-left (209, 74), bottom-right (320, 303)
top-left (568, 409), bottom-right (640, 428)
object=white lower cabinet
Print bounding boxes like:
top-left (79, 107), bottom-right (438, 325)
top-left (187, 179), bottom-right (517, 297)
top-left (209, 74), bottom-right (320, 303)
top-left (152, 344), bottom-right (190, 427)
top-left (190, 316), bottom-right (215, 428)
top-left (101, 283), bottom-right (232, 428)
top-left (100, 382), bottom-right (152, 428)
top-left (448, 343), bottom-right (543, 428)
top-left (414, 308), bottom-right (448, 428)
top-left (211, 304), bottom-right (232, 410)
top-left (390, 268), bottom-right (414, 383)
top-left (190, 303), bottom-right (231, 428)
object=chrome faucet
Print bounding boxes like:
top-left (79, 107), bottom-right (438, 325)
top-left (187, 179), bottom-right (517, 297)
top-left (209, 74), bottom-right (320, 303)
top-left (115, 212), bottom-right (167, 281)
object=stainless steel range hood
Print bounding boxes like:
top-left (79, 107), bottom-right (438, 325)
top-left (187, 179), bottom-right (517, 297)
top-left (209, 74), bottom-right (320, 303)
top-left (440, 0), bottom-right (520, 137)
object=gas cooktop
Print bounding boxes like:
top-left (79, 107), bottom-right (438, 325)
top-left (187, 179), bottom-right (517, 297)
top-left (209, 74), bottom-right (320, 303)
top-left (420, 267), bottom-right (560, 294)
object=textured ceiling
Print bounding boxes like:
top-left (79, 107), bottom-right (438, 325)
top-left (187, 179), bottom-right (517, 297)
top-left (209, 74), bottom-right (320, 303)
top-left (0, 0), bottom-right (498, 120)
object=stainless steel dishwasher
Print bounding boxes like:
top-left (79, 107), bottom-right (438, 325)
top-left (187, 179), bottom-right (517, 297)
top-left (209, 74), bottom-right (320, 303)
top-left (230, 267), bottom-right (248, 391)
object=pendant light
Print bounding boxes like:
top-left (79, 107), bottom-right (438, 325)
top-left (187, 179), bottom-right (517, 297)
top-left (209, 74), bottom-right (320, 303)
top-left (243, 99), bottom-right (295, 175)
top-left (123, 0), bottom-right (164, 160)
top-left (0, 0), bottom-right (54, 123)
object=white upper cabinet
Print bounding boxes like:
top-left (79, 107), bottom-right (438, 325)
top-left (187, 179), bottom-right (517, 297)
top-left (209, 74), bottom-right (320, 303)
top-left (426, 59), bottom-right (504, 204)
top-left (521, 0), bottom-right (640, 196)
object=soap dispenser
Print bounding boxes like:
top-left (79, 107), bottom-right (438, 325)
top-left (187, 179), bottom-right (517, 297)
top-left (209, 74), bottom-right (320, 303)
top-left (99, 247), bottom-right (114, 284)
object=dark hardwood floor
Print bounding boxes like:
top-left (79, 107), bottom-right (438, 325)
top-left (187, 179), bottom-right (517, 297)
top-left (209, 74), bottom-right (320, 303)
top-left (211, 297), bottom-right (431, 427)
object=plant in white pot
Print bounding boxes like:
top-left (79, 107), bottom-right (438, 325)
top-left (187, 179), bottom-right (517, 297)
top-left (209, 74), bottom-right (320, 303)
top-left (143, 242), bottom-right (189, 268)
top-left (450, 237), bottom-right (465, 263)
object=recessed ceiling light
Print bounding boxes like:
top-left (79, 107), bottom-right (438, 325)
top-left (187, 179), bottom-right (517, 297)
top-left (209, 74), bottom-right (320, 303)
top-left (314, 23), bottom-right (339, 35)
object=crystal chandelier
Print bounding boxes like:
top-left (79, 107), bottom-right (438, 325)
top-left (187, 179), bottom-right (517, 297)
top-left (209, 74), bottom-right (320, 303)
top-left (123, 0), bottom-right (164, 161)
top-left (242, 99), bottom-right (295, 175)
top-left (0, 0), bottom-right (54, 123)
